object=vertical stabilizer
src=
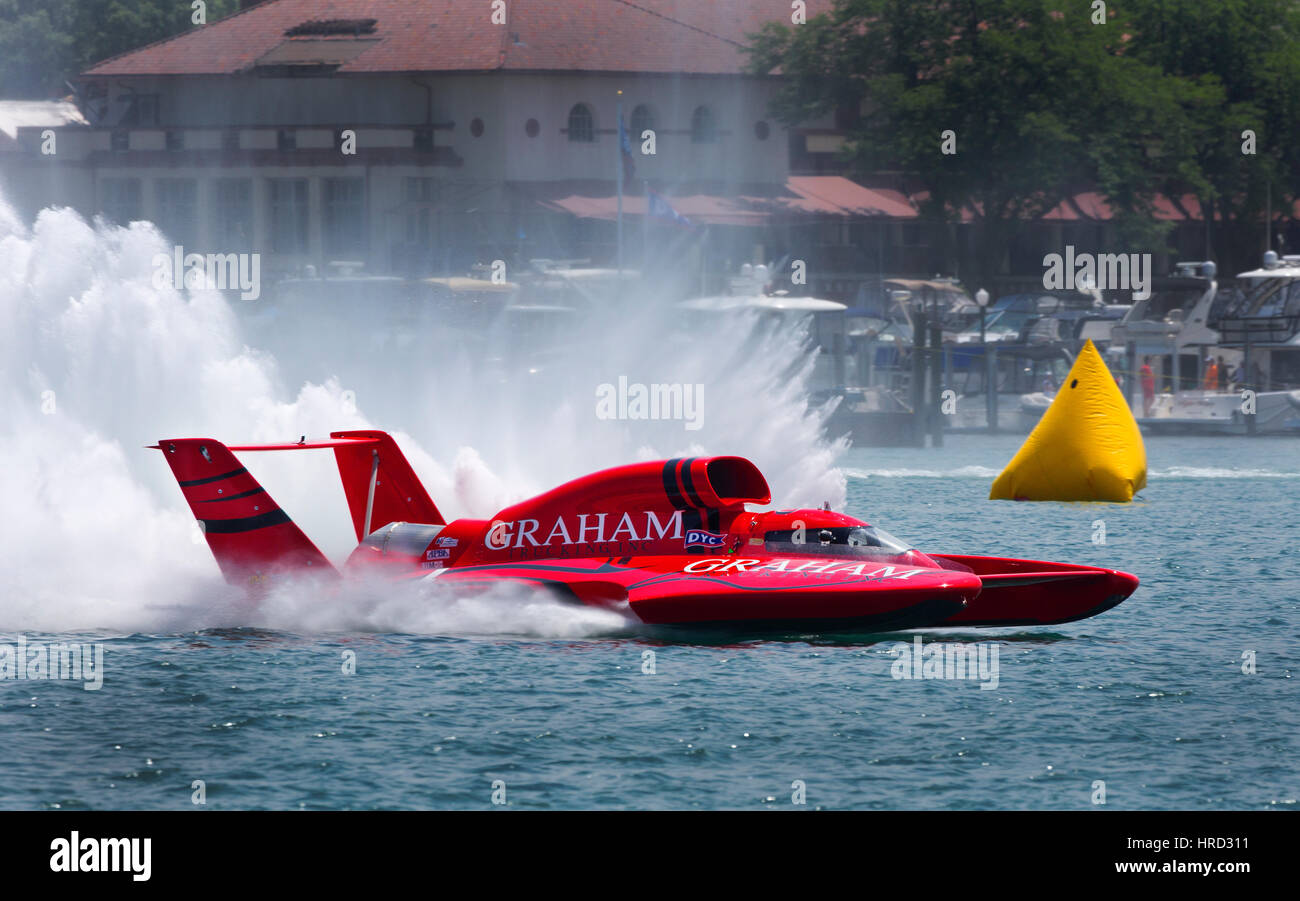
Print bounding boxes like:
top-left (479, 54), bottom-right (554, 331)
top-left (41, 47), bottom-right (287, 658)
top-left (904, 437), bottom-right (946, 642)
top-left (329, 430), bottom-right (444, 540)
top-left (154, 438), bottom-right (337, 584)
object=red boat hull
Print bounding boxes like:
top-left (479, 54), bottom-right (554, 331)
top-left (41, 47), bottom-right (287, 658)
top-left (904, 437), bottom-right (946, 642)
top-left (930, 555), bottom-right (1140, 627)
top-left (154, 434), bottom-right (1140, 632)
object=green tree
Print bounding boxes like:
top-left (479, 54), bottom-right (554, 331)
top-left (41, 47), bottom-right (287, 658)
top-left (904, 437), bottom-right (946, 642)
top-left (0, 0), bottom-right (240, 99)
top-left (1124, 0), bottom-right (1300, 271)
top-left (747, 0), bottom-right (1228, 285)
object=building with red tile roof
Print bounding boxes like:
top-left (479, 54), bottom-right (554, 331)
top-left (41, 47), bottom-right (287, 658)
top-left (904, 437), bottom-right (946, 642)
top-left (2, 0), bottom-right (866, 286)
top-left (0, 0), bottom-right (1226, 298)
top-left (83, 0), bottom-right (825, 78)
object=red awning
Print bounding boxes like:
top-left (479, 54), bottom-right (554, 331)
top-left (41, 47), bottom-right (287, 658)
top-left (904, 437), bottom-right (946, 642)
top-left (536, 192), bottom-right (768, 226)
top-left (524, 179), bottom-right (1218, 226)
top-left (1038, 191), bottom-right (1203, 222)
top-left (524, 176), bottom-right (920, 226)
top-left (784, 176), bottom-right (918, 217)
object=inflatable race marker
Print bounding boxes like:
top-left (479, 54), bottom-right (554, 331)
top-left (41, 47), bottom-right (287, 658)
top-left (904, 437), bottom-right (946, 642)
top-left (990, 340), bottom-right (1146, 502)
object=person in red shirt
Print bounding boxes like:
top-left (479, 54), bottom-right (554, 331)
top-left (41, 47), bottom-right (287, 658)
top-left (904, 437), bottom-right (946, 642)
top-left (1202, 355), bottom-right (1219, 391)
top-left (1140, 357), bottom-right (1156, 416)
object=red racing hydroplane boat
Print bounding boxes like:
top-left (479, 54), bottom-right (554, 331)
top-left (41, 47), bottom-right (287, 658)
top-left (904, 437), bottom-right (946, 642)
top-left (154, 430), bottom-right (1138, 631)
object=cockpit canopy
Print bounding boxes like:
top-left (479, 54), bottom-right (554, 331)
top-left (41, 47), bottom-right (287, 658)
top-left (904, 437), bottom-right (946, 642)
top-left (763, 524), bottom-right (911, 554)
top-left (760, 524), bottom-right (942, 571)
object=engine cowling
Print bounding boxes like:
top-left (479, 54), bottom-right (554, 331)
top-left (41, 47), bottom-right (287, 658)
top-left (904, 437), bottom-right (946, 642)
top-left (468, 456), bottom-right (770, 562)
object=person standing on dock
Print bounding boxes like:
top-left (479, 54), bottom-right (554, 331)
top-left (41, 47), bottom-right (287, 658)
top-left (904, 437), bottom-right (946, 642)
top-left (1140, 357), bottom-right (1155, 415)
top-left (1231, 360), bottom-right (1247, 389)
top-left (1202, 354), bottom-right (1219, 391)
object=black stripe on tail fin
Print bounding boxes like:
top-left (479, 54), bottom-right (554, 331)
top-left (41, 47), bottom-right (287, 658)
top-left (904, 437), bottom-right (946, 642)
top-left (155, 438), bottom-right (336, 585)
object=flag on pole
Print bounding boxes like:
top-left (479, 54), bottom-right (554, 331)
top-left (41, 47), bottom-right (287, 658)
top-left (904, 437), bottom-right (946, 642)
top-left (618, 113), bottom-right (636, 182)
top-left (647, 189), bottom-right (693, 227)
top-left (616, 96), bottom-right (625, 274)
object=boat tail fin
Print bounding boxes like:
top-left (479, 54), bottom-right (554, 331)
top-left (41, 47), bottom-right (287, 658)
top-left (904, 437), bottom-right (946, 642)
top-left (329, 430), bottom-right (444, 541)
top-left (153, 438), bottom-right (337, 585)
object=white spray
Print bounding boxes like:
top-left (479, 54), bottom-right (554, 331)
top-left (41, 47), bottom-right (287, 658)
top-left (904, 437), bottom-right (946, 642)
top-left (0, 196), bottom-right (845, 635)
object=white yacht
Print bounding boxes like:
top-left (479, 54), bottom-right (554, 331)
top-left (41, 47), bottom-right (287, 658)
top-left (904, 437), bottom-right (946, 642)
top-left (1207, 252), bottom-right (1300, 434)
top-left (1105, 255), bottom-right (1300, 435)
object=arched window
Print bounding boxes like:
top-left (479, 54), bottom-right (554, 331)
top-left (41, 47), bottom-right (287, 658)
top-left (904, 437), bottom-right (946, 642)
top-left (630, 104), bottom-right (655, 139)
top-left (567, 103), bottom-right (595, 142)
top-left (690, 105), bottom-right (717, 144)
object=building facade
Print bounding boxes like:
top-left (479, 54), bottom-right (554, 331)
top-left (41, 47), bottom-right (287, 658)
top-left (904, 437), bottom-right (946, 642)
top-left (0, 0), bottom-right (1227, 299)
top-left (1, 0), bottom-right (856, 283)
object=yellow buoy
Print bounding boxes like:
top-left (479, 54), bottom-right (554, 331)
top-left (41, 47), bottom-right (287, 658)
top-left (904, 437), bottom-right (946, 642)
top-left (990, 339), bottom-right (1146, 502)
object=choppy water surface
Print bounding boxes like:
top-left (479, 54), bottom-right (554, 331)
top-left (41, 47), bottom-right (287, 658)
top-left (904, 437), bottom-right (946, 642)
top-left (3, 436), bottom-right (1295, 810)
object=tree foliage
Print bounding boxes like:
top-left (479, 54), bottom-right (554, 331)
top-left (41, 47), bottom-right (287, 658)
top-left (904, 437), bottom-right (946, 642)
top-left (1123, 0), bottom-right (1300, 267)
top-left (0, 0), bottom-right (240, 99)
top-left (748, 0), bottom-right (1300, 279)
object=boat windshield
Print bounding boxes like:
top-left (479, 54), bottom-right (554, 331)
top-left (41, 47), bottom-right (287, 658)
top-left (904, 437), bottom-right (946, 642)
top-left (1131, 288), bottom-right (1203, 322)
top-left (1237, 277), bottom-right (1300, 318)
top-left (763, 525), bottom-right (918, 560)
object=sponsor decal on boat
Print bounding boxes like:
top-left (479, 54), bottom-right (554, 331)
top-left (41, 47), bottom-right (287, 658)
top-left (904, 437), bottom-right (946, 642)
top-left (486, 510), bottom-right (685, 559)
top-left (684, 529), bottom-right (726, 548)
top-left (426, 548), bottom-right (451, 560)
top-left (680, 558), bottom-right (927, 579)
